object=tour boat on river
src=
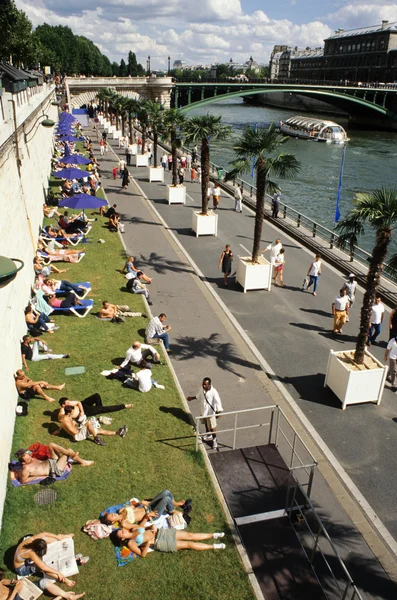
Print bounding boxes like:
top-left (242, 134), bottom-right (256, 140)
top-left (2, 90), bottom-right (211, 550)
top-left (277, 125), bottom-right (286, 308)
top-left (279, 116), bottom-right (349, 144)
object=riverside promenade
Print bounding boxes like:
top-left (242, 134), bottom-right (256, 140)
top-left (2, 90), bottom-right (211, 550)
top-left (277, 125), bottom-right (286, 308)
top-left (90, 122), bottom-right (397, 598)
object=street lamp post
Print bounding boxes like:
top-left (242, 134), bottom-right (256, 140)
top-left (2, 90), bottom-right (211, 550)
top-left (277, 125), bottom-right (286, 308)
top-left (147, 55), bottom-right (151, 76)
top-left (168, 55), bottom-right (171, 75)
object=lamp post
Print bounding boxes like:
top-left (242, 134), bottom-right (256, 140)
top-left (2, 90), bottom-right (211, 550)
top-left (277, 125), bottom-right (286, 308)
top-left (23, 114), bottom-right (55, 143)
top-left (168, 55), bottom-right (171, 75)
top-left (147, 55), bottom-right (151, 76)
top-left (0, 257), bottom-right (24, 288)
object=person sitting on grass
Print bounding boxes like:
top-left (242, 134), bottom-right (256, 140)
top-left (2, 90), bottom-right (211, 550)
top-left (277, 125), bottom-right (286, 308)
top-left (101, 491), bottom-right (189, 528)
top-left (127, 272), bottom-right (153, 305)
top-left (119, 341), bottom-right (160, 369)
top-left (14, 370), bottom-right (65, 403)
top-left (14, 443), bottom-right (94, 484)
top-left (21, 335), bottom-right (69, 368)
top-left (13, 532), bottom-right (86, 600)
top-left (43, 204), bottom-right (62, 219)
top-left (46, 292), bottom-right (84, 310)
top-left (58, 395), bottom-right (134, 422)
top-left (25, 305), bottom-right (58, 335)
top-left (99, 301), bottom-right (145, 321)
top-left (53, 406), bottom-right (128, 446)
top-left (111, 525), bottom-right (225, 557)
top-left (125, 361), bottom-right (164, 393)
top-left (99, 203), bottom-right (118, 218)
top-left (122, 257), bottom-right (152, 283)
top-left (107, 213), bottom-right (120, 232)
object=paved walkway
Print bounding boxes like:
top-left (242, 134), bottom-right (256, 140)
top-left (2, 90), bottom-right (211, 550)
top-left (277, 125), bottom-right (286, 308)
top-left (89, 122), bottom-right (397, 598)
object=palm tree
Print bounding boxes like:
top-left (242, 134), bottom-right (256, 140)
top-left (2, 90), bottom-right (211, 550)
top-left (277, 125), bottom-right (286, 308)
top-left (96, 88), bottom-right (113, 119)
top-left (162, 109), bottom-right (186, 186)
top-left (124, 97), bottom-right (137, 144)
top-left (131, 100), bottom-right (150, 154)
top-left (225, 124), bottom-right (300, 263)
top-left (184, 115), bottom-right (230, 215)
top-left (146, 101), bottom-right (165, 168)
top-left (335, 188), bottom-right (397, 364)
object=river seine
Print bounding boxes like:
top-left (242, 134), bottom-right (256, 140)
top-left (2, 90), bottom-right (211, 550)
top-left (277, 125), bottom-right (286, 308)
top-left (188, 98), bottom-right (397, 253)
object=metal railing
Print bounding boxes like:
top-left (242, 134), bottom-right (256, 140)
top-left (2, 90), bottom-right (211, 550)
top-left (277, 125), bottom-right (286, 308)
top-left (286, 482), bottom-right (364, 600)
top-left (195, 405), bottom-right (317, 495)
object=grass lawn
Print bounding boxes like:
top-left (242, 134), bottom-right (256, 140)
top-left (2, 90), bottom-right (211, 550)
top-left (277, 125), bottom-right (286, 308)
top-left (0, 174), bottom-right (255, 599)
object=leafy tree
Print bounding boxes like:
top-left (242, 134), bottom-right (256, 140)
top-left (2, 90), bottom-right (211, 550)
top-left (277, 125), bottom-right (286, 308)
top-left (111, 62), bottom-right (119, 77)
top-left (119, 58), bottom-right (127, 77)
top-left (127, 51), bottom-right (138, 76)
top-left (0, 0), bottom-right (37, 66)
top-left (216, 64), bottom-right (232, 79)
top-left (184, 115), bottom-right (231, 214)
top-left (146, 101), bottom-right (165, 167)
top-left (226, 124), bottom-right (300, 262)
top-left (336, 189), bottom-right (397, 364)
top-left (162, 109), bottom-right (186, 186)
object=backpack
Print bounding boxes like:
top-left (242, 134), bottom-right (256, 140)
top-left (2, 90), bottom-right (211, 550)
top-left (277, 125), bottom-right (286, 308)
top-left (16, 402), bottom-right (28, 416)
top-left (83, 520), bottom-right (113, 541)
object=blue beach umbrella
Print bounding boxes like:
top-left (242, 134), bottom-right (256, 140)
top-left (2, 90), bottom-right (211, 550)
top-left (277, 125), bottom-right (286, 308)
top-left (52, 167), bottom-right (90, 179)
top-left (56, 135), bottom-right (84, 142)
top-left (59, 194), bottom-right (106, 210)
top-left (57, 153), bottom-right (91, 165)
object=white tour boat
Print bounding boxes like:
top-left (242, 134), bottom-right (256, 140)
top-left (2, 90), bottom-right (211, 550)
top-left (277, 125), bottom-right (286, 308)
top-left (279, 116), bottom-right (349, 144)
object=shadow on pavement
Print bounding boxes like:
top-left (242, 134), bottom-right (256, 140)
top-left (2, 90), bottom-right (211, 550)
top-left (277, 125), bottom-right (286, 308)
top-left (173, 332), bottom-right (262, 377)
top-left (271, 372), bottom-right (341, 409)
top-left (300, 307), bottom-right (333, 318)
top-left (138, 251), bottom-right (194, 276)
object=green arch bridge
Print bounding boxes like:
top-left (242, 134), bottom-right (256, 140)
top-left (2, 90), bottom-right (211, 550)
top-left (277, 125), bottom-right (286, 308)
top-left (173, 81), bottom-right (397, 129)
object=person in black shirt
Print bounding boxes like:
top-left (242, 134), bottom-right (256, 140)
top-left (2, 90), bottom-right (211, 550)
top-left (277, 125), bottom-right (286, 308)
top-left (21, 335), bottom-right (69, 370)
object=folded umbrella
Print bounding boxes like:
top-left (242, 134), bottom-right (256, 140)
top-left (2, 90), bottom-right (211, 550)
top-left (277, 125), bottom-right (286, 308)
top-left (52, 167), bottom-right (90, 179)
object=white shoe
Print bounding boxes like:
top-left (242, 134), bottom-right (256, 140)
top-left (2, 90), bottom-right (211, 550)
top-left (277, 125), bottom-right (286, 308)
top-left (212, 439), bottom-right (218, 450)
top-left (213, 532), bottom-right (225, 539)
top-left (154, 383), bottom-right (165, 390)
top-left (202, 434), bottom-right (212, 441)
top-left (214, 543), bottom-right (225, 550)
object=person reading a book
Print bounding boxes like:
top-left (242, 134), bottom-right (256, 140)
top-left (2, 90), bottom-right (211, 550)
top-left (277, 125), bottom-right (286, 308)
top-left (13, 532), bottom-right (85, 600)
top-left (0, 570), bottom-right (24, 600)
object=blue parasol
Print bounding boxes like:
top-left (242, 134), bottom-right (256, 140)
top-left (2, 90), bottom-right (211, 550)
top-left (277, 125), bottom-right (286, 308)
top-left (55, 135), bottom-right (84, 142)
top-left (52, 167), bottom-right (90, 179)
top-left (57, 153), bottom-right (91, 165)
top-left (59, 194), bottom-right (106, 209)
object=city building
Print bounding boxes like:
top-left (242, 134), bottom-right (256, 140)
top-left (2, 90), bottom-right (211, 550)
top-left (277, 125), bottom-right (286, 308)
top-left (173, 59), bottom-right (185, 69)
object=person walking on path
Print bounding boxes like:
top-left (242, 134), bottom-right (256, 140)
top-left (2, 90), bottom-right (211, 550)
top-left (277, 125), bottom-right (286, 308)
top-left (218, 244), bottom-right (233, 286)
top-left (187, 377), bottom-right (223, 450)
top-left (212, 184), bottom-right (221, 210)
top-left (271, 192), bottom-right (280, 218)
top-left (121, 167), bottom-right (130, 190)
top-left (100, 139), bottom-right (105, 156)
top-left (119, 157), bottom-right (126, 175)
top-left (178, 167), bottom-right (184, 185)
top-left (168, 153), bottom-right (173, 172)
top-left (306, 253), bottom-right (322, 296)
top-left (389, 305), bottom-right (397, 340)
top-left (273, 248), bottom-right (285, 287)
top-left (261, 238), bottom-right (282, 266)
top-left (161, 153), bottom-right (168, 170)
top-left (342, 274), bottom-right (357, 322)
top-left (385, 335), bottom-right (397, 391)
top-left (234, 184), bottom-right (243, 213)
top-left (332, 288), bottom-right (350, 334)
top-left (367, 296), bottom-right (385, 346)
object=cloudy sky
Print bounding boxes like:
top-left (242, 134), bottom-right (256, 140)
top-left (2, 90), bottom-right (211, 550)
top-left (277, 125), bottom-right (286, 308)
top-left (16, 0), bottom-right (397, 69)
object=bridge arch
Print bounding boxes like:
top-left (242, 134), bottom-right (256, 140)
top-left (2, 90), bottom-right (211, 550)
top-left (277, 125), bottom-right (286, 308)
top-left (178, 87), bottom-right (395, 120)
top-left (70, 89), bottom-right (140, 108)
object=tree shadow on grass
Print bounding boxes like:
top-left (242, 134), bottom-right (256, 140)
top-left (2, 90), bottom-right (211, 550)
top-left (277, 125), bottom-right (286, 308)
top-left (138, 252), bottom-right (195, 276)
top-left (173, 333), bottom-right (261, 378)
top-left (159, 406), bottom-right (193, 426)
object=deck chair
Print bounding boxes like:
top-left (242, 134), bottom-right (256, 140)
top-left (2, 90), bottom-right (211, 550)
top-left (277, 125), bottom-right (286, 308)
top-left (41, 228), bottom-right (86, 247)
top-left (37, 250), bottom-right (85, 263)
top-left (55, 282), bottom-right (91, 299)
top-left (50, 299), bottom-right (93, 318)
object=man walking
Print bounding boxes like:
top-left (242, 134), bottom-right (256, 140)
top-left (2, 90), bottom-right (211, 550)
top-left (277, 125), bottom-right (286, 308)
top-left (261, 238), bottom-right (282, 265)
top-left (271, 192), bottom-right (280, 218)
top-left (332, 288), bottom-right (350, 334)
top-left (234, 184), bottom-right (243, 213)
top-left (187, 378), bottom-right (223, 450)
top-left (385, 335), bottom-right (397, 391)
top-left (342, 274), bottom-right (357, 321)
top-left (368, 296), bottom-right (385, 346)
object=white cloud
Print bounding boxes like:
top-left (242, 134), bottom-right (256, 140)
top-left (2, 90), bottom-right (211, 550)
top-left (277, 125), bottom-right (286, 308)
top-left (327, 3), bottom-right (397, 29)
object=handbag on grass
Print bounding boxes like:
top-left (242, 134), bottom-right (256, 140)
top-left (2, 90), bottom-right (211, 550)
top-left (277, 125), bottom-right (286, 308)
top-left (168, 512), bottom-right (187, 530)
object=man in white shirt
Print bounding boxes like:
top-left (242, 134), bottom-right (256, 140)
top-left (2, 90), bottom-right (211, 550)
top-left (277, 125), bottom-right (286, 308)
top-left (368, 296), bottom-right (385, 346)
top-left (385, 335), bottom-right (397, 391)
top-left (261, 238), bottom-right (282, 265)
top-left (306, 253), bottom-right (322, 296)
top-left (125, 361), bottom-right (164, 393)
top-left (234, 184), bottom-right (243, 213)
top-left (212, 185), bottom-right (221, 209)
top-left (119, 158), bottom-right (126, 174)
top-left (119, 341), bottom-right (160, 369)
top-left (145, 313), bottom-right (172, 351)
top-left (342, 274), bottom-right (357, 321)
top-left (187, 377), bottom-right (223, 450)
top-left (332, 288), bottom-right (350, 334)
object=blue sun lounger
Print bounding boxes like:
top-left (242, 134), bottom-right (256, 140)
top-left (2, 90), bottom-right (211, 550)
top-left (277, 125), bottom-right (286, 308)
top-left (51, 298), bottom-right (93, 318)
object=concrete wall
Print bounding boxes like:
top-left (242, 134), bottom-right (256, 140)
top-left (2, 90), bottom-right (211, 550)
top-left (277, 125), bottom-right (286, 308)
top-left (0, 85), bottom-right (57, 529)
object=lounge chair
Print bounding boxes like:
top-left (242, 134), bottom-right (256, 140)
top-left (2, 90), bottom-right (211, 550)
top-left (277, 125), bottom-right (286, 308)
top-left (37, 250), bottom-right (85, 263)
top-left (55, 282), bottom-right (91, 299)
top-left (50, 299), bottom-right (93, 318)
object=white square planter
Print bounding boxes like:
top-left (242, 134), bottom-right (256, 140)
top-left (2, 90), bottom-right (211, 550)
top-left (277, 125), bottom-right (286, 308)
top-left (324, 349), bottom-right (388, 410)
top-left (192, 210), bottom-right (218, 236)
top-left (136, 153), bottom-right (149, 167)
top-left (236, 256), bottom-right (272, 293)
top-left (168, 185), bottom-right (186, 205)
top-left (149, 167), bottom-right (165, 182)
top-left (130, 143), bottom-right (138, 156)
top-left (112, 129), bottom-right (121, 139)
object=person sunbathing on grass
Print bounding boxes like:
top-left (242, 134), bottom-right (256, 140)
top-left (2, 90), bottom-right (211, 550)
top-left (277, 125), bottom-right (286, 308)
top-left (53, 406), bottom-right (128, 446)
top-left (37, 240), bottom-right (86, 257)
top-left (0, 570), bottom-right (25, 600)
top-left (99, 301), bottom-right (145, 321)
top-left (110, 526), bottom-right (225, 556)
top-left (14, 370), bottom-right (65, 403)
top-left (42, 278), bottom-right (90, 297)
top-left (13, 443), bottom-right (93, 484)
top-left (13, 533), bottom-right (85, 600)
top-left (46, 292), bottom-right (83, 310)
top-left (101, 491), bottom-right (189, 528)
top-left (34, 256), bottom-right (68, 277)
top-left (57, 395), bottom-right (134, 422)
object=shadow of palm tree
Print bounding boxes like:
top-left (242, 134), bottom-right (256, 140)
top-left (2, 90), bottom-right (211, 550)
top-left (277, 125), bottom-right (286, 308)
top-left (173, 332), bottom-right (261, 377)
top-left (138, 252), bottom-right (195, 275)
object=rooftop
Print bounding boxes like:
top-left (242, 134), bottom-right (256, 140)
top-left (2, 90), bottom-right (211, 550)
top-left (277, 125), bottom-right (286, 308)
top-left (326, 21), bottom-right (397, 40)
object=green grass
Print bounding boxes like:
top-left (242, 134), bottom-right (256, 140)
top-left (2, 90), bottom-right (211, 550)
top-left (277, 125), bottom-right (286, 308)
top-left (0, 198), bottom-right (255, 599)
